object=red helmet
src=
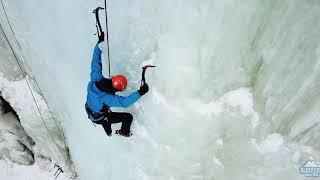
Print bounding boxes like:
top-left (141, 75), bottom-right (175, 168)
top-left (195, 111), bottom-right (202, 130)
top-left (111, 75), bottom-right (128, 91)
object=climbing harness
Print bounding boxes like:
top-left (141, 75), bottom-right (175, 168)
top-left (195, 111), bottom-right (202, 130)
top-left (141, 65), bottom-right (156, 87)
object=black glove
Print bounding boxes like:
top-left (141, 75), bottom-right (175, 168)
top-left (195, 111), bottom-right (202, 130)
top-left (98, 32), bottom-right (105, 43)
top-left (138, 84), bottom-right (149, 96)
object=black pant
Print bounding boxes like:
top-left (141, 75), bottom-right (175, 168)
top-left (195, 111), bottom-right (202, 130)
top-left (93, 112), bottom-right (133, 135)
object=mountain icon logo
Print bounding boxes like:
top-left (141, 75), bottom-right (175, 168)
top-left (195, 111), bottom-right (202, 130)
top-left (300, 157), bottom-right (320, 177)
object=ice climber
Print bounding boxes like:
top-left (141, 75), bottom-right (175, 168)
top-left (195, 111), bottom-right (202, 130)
top-left (85, 33), bottom-right (149, 137)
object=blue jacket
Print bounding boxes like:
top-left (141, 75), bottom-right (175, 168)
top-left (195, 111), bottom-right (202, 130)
top-left (86, 43), bottom-right (141, 113)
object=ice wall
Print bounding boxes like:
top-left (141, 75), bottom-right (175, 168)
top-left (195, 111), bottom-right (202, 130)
top-left (0, 0), bottom-right (319, 179)
top-left (252, 0), bottom-right (320, 149)
top-left (0, 2), bottom-right (75, 176)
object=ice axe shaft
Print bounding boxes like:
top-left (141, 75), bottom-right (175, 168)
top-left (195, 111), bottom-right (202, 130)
top-left (93, 7), bottom-right (104, 37)
top-left (141, 65), bottom-right (155, 87)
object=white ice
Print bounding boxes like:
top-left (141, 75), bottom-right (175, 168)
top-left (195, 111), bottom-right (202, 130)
top-left (0, 0), bottom-right (320, 180)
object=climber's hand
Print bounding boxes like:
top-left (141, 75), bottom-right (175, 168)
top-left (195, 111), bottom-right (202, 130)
top-left (98, 32), bottom-right (105, 43)
top-left (138, 84), bottom-right (149, 96)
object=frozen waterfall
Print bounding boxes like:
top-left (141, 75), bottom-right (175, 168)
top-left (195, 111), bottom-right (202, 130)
top-left (0, 0), bottom-right (320, 179)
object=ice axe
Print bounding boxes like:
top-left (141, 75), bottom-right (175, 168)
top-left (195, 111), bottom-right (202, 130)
top-left (93, 7), bottom-right (104, 37)
top-left (141, 65), bottom-right (156, 87)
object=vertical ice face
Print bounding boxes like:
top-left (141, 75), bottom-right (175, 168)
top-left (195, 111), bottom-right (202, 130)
top-left (0, 110), bottom-right (35, 166)
top-left (252, 0), bottom-right (320, 149)
top-left (0, 0), bottom-right (319, 179)
top-left (0, 2), bottom-right (75, 176)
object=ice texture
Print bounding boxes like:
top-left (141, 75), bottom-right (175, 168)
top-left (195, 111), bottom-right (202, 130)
top-left (0, 0), bottom-right (319, 180)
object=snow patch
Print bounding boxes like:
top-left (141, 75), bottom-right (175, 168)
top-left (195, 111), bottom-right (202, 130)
top-left (0, 159), bottom-right (72, 180)
top-left (0, 73), bottom-right (74, 176)
top-left (255, 134), bottom-right (284, 154)
top-left (187, 87), bottom-right (260, 128)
